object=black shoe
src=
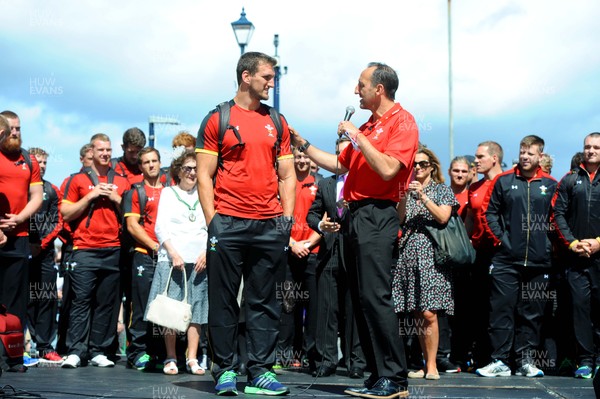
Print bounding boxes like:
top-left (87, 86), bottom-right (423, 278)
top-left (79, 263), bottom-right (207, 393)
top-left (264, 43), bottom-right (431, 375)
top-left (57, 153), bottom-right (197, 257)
top-left (357, 377), bottom-right (408, 398)
top-left (348, 367), bottom-right (365, 379)
top-left (313, 365), bottom-right (337, 377)
top-left (437, 357), bottom-right (461, 373)
top-left (344, 374), bottom-right (378, 396)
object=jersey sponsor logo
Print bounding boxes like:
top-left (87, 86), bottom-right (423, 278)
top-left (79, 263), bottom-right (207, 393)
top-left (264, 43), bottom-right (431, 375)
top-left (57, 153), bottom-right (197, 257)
top-left (511, 185), bottom-right (518, 190)
top-left (540, 185), bottom-right (548, 195)
top-left (309, 186), bottom-right (317, 196)
top-left (576, 180), bottom-right (582, 184)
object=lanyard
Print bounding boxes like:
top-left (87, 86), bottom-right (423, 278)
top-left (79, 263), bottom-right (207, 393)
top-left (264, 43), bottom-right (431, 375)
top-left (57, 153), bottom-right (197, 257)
top-left (170, 186), bottom-right (199, 222)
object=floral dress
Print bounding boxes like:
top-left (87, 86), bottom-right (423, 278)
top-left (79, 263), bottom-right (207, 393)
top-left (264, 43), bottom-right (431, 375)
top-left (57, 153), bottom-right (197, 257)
top-left (392, 181), bottom-right (458, 315)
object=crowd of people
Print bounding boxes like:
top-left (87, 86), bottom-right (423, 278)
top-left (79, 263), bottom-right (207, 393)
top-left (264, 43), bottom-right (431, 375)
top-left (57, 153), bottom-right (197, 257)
top-left (1, 52), bottom-right (599, 399)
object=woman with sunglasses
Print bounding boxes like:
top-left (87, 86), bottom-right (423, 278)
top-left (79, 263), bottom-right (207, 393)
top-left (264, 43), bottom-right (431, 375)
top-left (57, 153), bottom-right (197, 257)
top-left (393, 147), bottom-right (458, 380)
top-left (146, 148), bottom-right (208, 376)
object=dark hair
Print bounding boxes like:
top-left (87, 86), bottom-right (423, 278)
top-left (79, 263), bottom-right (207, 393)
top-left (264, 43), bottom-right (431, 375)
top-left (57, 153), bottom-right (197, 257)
top-left (571, 151), bottom-right (584, 170)
top-left (367, 62), bottom-right (399, 101)
top-left (170, 149), bottom-right (195, 184)
top-left (236, 52), bottom-right (277, 86)
top-left (123, 127), bottom-right (146, 148)
top-left (137, 147), bottom-right (161, 165)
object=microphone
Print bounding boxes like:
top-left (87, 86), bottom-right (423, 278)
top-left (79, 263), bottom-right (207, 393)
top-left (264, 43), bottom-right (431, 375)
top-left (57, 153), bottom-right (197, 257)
top-left (344, 105), bottom-right (355, 121)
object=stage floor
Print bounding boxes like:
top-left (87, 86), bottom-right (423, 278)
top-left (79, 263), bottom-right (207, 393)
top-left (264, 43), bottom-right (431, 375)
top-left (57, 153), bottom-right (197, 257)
top-left (1, 361), bottom-right (597, 399)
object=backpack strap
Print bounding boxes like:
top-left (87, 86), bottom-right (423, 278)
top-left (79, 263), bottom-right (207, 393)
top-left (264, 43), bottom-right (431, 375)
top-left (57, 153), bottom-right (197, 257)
top-left (135, 183), bottom-right (147, 226)
top-left (20, 148), bottom-right (33, 172)
top-left (266, 104), bottom-right (285, 171)
top-left (215, 99), bottom-right (245, 170)
top-left (80, 167), bottom-right (120, 228)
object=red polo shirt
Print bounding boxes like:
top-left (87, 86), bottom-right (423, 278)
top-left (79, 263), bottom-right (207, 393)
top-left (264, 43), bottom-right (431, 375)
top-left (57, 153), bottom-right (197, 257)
top-left (468, 178), bottom-right (493, 250)
top-left (63, 172), bottom-right (129, 249)
top-left (0, 150), bottom-right (42, 237)
top-left (338, 103), bottom-right (419, 202)
top-left (124, 184), bottom-right (163, 254)
top-left (196, 103), bottom-right (293, 219)
top-left (291, 175), bottom-right (319, 254)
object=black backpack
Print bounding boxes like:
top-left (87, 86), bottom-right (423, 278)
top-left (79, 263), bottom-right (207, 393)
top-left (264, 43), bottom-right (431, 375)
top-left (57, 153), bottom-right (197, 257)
top-left (199, 99), bottom-right (286, 171)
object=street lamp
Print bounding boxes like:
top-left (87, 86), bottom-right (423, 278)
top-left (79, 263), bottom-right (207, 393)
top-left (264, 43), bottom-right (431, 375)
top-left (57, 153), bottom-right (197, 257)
top-left (273, 34), bottom-right (288, 112)
top-left (231, 7), bottom-right (254, 55)
top-left (148, 116), bottom-right (180, 148)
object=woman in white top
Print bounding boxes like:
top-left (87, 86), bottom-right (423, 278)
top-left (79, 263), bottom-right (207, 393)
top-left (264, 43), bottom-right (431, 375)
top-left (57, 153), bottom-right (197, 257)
top-left (147, 149), bottom-right (208, 375)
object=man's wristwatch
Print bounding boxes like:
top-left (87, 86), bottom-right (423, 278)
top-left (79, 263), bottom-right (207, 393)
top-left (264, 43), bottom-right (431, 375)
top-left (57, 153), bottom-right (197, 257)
top-left (297, 140), bottom-right (311, 153)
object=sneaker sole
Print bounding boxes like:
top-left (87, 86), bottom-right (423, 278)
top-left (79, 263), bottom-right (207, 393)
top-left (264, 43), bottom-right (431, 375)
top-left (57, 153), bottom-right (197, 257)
top-left (574, 373), bottom-right (592, 379)
top-left (244, 387), bottom-right (290, 396)
top-left (216, 388), bottom-right (238, 396)
top-left (350, 391), bottom-right (409, 399)
top-left (476, 370), bottom-right (511, 377)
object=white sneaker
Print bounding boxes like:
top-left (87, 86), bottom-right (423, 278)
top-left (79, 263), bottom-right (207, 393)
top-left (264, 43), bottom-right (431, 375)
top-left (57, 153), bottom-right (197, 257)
top-left (61, 354), bottom-right (81, 368)
top-left (476, 360), bottom-right (511, 377)
top-left (90, 354), bottom-right (115, 367)
top-left (515, 363), bottom-right (544, 377)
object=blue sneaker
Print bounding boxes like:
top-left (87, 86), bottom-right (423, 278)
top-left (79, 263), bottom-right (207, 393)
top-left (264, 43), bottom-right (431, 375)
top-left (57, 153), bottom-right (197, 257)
top-left (133, 353), bottom-right (151, 370)
top-left (574, 365), bottom-right (593, 379)
top-left (215, 370), bottom-right (238, 396)
top-left (244, 371), bottom-right (290, 395)
top-left (23, 352), bottom-right (39, 368)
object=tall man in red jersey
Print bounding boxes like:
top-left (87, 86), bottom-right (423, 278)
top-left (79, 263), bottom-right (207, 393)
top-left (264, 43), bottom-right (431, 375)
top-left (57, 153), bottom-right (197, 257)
top-left (122, 147), bottom-right (164, 370)
top-left (292, 62), bottom-right (418, 399)
top-left (0, 112), bottom-right (43, 330)
top-left (60, 133), bottom-right (130, 369)
top-left (196, 52), bottom-right (295, 396)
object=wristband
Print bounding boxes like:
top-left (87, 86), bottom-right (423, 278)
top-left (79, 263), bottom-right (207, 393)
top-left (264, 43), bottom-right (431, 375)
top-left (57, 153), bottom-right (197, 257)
top-left (422, 198), bottom-right (430, 205)
top-left (298, 140), bottom-right (311, 152)
top-left (596, 237), bottom-right (600, 245)
top-left (569, 240), bottom-right (579, 250)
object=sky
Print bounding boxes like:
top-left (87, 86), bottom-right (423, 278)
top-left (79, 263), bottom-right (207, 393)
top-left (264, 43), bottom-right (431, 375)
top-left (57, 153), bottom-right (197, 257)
top-left (2, 0), bottom-right (599, 186)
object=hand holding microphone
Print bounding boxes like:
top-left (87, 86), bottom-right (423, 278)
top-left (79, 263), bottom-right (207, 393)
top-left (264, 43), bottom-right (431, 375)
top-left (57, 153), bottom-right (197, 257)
top-left (338, 105), bottom-right (356, 137)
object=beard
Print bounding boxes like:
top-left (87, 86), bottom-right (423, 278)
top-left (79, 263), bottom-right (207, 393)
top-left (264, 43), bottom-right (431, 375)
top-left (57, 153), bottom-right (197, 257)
top-left (0, 136), bottom-right (22, 154)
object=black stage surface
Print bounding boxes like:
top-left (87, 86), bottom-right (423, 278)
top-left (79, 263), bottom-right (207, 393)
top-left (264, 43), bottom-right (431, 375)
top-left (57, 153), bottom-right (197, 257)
top-left (1, 361), bottom-right (597, 399)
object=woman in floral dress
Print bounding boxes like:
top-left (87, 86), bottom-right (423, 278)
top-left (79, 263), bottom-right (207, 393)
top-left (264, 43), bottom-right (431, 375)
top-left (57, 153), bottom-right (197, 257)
top-left (393, 147), bottom-right (458, 380)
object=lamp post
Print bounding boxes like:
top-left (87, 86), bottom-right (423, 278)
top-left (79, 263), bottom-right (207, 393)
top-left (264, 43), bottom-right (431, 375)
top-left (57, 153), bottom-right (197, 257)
top-left (231, 7), bottom-right (255, 55)
top-left (148, 116), bottom-right (180, 148)
top-left (448, 0), bottom-right (454, 160)
top-left (273, 34), bottom-right (288, 112)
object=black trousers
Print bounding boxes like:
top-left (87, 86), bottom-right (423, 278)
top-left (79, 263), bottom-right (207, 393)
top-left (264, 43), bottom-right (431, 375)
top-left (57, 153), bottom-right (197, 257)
top-left (276, 253), bottom-right (318, 367)
top-left (488, 262), bottom-right (550, 366)
top-left (0, 237), bottom-right (30, 328)
top-left (207, 214), bottom-right (290, 381)
top-left (451, 249), bottom-right (492, 366)
top-left (567, 261), bottom-right (600, 367)
top-left (345, 201), bottom-right (408, 387)
top-left (65, 250), bottom-right (121, 359)
top-left (315, 239), bottom-right (365, 371)
top-left (126, 251), bottom-right (159, 364)
top-left (27, 246), bottom-right (58, 353)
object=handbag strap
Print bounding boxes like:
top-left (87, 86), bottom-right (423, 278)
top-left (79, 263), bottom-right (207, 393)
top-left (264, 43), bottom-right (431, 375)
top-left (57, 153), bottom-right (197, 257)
top-left (162, 266), bottom-right (189, 304)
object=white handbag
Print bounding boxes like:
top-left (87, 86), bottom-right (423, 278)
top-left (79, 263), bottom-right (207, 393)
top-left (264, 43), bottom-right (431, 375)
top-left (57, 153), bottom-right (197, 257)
top-left (146, 266), bottom-right (192, 333)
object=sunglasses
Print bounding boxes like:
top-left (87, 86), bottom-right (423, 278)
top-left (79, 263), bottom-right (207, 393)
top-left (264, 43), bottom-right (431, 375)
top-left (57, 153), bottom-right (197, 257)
top-left (181, 165), bottom-right (196, 174)
top-left (413, 161), bottom-right (431, 168)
